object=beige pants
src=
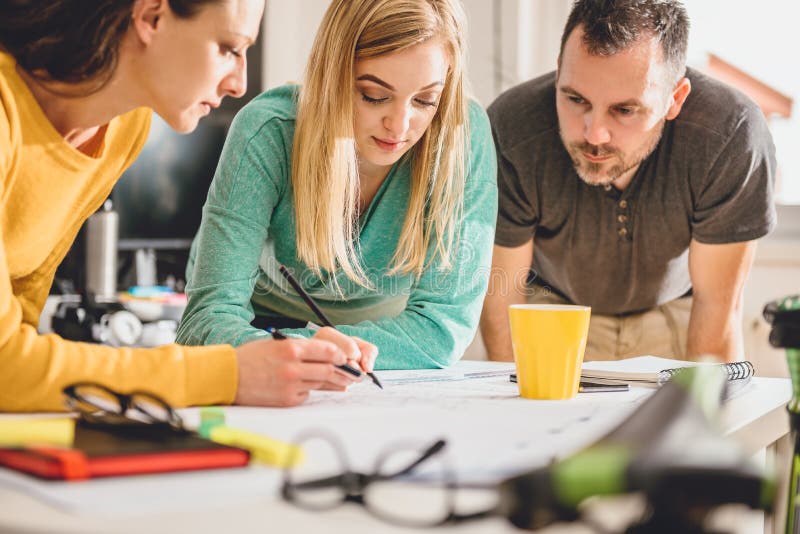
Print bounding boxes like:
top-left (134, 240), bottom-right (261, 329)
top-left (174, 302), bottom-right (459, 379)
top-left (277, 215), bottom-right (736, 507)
top-left (526, 287), bottom-right (693, 362)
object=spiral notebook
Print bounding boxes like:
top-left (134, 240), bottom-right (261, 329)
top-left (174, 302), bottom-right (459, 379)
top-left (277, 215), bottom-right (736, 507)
top-left (581, 356), bottom-right (754, 387)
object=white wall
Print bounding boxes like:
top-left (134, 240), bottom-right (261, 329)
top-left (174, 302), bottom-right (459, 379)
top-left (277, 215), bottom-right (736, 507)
top-left (742, 240), bottom-right (800, 377)
top-left (261, 0), bottom-right (570, 105)
top-left (262, 0), bottom-right (330, 89)
top-left (465, 0), bottom-right (570, 104)
top-left (682, 0), bottom-right (800, 204)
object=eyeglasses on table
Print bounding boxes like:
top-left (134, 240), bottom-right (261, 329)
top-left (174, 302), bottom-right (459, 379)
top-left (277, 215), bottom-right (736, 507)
top-left (62, 381), bottom-right (186, 433)
top-left (281, 431), bottom-right (499, 527)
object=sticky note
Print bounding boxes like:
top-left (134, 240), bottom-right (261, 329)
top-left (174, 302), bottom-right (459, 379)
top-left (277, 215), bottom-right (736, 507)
top-left (0, 418), bottom-right (75, 447)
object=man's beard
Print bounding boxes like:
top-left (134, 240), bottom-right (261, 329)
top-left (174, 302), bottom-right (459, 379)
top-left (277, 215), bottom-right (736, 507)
top-left (561, 121), bottom-right (665, 187)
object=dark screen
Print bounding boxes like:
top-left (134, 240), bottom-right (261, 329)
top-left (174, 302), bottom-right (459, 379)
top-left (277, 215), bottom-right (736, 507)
top-left (112, 114), bottom-right (229, 244)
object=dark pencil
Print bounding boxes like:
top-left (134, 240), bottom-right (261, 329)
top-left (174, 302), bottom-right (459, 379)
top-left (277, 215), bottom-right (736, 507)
top-left (278, 265), bottom-right (383, 389)
top-left (269, 328), bottom-right (362, 379)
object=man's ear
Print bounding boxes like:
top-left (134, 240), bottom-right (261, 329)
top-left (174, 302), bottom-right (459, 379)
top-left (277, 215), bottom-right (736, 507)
top-left (665, 76), bottom-right (691, 121)
top-left (130, 0), bottom-right (168, 45)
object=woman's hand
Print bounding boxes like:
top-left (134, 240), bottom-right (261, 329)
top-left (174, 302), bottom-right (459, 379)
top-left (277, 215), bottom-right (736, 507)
top-left (233, 327), bottom-right (377, 406)
top-left (312, 326), bottom-right (378, 376)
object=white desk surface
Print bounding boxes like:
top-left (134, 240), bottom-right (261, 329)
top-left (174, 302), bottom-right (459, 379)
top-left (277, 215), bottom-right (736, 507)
top-left (0, 361), bottom-right (791, 534)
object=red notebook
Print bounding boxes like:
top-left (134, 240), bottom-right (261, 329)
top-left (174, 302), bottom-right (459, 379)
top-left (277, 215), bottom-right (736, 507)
top-left (0, 421), bottom-right (250, 481)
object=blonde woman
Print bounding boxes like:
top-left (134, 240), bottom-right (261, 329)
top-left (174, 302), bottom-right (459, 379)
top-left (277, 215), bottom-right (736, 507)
top-left (177, 0), bottom-right (497, 369)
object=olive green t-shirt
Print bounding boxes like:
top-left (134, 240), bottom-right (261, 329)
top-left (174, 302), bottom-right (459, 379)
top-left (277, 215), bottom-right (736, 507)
top-left (488, 68), bottom-right (776, 315)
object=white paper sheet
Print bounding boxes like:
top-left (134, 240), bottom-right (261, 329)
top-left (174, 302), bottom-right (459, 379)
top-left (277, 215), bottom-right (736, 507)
top-left (211, 362), bottom-right (653, 482)
top-left (379, 361), bottom-right (514, 384)
top-left (0, 463), bottom-right (279, 518)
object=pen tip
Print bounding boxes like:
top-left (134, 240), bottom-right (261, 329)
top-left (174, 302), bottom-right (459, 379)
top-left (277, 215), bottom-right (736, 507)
top-left (369, 372), bottom-right (383, 389)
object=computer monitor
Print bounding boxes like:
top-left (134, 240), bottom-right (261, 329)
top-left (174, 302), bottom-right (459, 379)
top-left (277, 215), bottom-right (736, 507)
top-left (109, 112), bottom-right (234, 288)
top-left (112, 113), bottom-right (229, 252)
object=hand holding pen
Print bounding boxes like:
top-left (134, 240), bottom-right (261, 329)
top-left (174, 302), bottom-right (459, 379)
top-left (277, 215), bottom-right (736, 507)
top-left (267, 328), bottom-right (376, 388)
top-left (233, 334), bottom-right (364, 406)
top-left (278, 265), bottom-right (383, 389)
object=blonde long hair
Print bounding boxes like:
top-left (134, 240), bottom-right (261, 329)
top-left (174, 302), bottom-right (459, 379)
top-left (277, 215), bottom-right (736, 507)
top-left (291, 0), bottom-right (469, 290)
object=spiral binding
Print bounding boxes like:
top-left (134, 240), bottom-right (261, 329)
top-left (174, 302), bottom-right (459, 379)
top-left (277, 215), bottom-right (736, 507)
top-left (662, 361), bottom-right (754, 380)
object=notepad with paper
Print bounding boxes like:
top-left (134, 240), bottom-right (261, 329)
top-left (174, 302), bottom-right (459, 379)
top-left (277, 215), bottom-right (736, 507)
top-left (581, 356), bottom-right (755, 387)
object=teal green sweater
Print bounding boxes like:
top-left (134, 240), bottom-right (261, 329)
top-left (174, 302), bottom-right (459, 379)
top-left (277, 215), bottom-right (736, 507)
top-left (176, 85), bottom-right (497, 369)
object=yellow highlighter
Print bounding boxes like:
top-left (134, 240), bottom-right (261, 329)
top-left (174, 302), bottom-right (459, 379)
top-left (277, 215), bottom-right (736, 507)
top-left (0, 418), bottom-right (75, 448)
top-left (198, 408), bottom-right (303, 468)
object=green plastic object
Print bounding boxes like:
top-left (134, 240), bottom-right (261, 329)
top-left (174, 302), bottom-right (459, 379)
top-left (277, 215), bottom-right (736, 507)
top-left (763, 295), bottom-right (800, 534)
top-left (552, 445), bottom-right (631, 508)
top-left (198, 406), bottom-right (226, 437)
top-left (775, 296), bottom-right (800, 412)
top-left (499, 366), bottom-right (773, 531)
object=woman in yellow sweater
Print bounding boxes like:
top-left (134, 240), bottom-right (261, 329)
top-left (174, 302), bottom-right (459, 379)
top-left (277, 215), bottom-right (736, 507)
top-left (0, 0), bottom-right (376, 412)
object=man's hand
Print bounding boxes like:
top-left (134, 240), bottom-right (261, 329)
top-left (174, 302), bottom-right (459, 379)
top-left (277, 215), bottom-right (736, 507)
top-left (233, 327), bottom-right (378, 407)
top-left (480, 241), bottom-right (534, 362)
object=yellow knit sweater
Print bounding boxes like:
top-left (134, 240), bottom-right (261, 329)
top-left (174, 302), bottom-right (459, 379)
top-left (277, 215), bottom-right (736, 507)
top-left (0, 52), bottom-right (237, 412)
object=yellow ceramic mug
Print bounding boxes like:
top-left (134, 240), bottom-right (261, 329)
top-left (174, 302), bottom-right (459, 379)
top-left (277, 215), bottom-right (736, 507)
top-left (509, 304), bottom-right (591, 400)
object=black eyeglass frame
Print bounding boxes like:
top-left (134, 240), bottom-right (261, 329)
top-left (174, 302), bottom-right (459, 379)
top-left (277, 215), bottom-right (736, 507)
top-left (281, 432), bottom-right (496, 527)
top-left (62, 381), bottom-right (184, 431)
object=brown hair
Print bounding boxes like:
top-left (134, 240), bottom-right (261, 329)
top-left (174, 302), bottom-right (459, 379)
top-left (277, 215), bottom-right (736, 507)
top-left (559, 0), bottom-right (689, 83)
top-left (0, 0), bottom-right (220, 90)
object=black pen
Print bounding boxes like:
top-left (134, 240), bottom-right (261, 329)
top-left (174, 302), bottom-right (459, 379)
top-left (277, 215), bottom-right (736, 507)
top-left (509, 374), bottom-right (629, 392)
top-left (269, 328), bottom-right (363, 379)
top-left (278, 265), bottom-right (383, 389)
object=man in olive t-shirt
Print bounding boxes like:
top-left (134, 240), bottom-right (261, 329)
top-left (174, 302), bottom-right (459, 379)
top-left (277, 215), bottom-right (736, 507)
top-left (480, 0), bottom-right (775, 363)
